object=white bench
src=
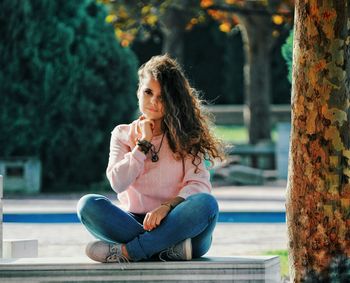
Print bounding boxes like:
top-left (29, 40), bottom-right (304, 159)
top-left (0, 256), bottom-right (280, 282)
top-left (0, 175), bottom-right (38, 259)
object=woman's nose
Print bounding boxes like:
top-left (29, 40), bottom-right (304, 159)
top-left (150, 96), bottom-right (157, 105)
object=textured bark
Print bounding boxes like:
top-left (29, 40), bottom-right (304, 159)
top-left (239, 15), bottom-right (272, 144)
top-left (286, 0), bottom-right (350, 282)
top-left (160, 6), bottom-right (190, 65)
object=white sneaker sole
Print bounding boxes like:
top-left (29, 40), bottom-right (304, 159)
top-left (183, 238), bottom-right (192, 260)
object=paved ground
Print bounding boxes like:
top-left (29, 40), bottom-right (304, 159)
top-left (2, 181), bottom-right (288, 258)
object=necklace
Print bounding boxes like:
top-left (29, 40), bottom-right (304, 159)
top-left (150, 132), bottom-right (166, 162)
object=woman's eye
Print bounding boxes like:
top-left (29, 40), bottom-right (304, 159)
top-left (144, 90), bottom-right (152, 95)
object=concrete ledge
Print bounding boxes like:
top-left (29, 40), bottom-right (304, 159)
top-left (0, 256), bottom-right (280, 282)
top-left (3, 239), bottom-right (38, 258)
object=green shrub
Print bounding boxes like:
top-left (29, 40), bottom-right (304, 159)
top-left (0, 0), bottom-right (138, 192)
top-left (281, 29), bottom-right (293, 84)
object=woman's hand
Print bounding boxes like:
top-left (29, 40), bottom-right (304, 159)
top-left (138, 115), bottom-right (154, 142)
top-left (143, 205), bottom-right (171, 231)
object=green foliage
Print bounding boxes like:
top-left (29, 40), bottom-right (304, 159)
top-left (264, 250), bottom-right (289, 278)
top-left (281, 29), bottom-right (293, 84)
top-left (271, 29), bottom-right (292, 104)
top-left (0, 0), bottom-right (138, 192)
top-left (213, 125), bottom-right (277, 143)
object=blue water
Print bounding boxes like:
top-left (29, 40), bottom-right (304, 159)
top-left (3, 212), bottom-right (286, 224)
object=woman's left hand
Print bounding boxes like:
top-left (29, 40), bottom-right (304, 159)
top-left (143, 205), bottom-right (171, 231)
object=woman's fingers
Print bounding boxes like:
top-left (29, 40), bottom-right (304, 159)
top-left (143, 213), bottom-right (156, 231)
top-left (144, 207), bottom-right (169, 231)
top-left (155, 216), bottom-right (162, 226)
top-left (143, 213), bottom-right (151, 230)
top-left (149, 120), bottom-right (155, 130)
top-left (144, 213), bottom-right (161, 231)
top-left (149, 213), bottom-right (158, 229)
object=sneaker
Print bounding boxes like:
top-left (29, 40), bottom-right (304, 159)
top-left (85, 240), bottom-right (129, 264)
top-left (159, 238), bottom-right (192, 261)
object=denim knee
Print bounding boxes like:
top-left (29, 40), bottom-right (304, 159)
top-left (77, 194), bottom-right (107, 220)
top-left (186, 193), bottom-right (219, 217)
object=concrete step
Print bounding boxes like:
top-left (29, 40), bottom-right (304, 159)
top-left (0, 256), bottom-right (280, 282)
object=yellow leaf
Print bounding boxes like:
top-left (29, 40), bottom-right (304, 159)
top-left (219, 22), bottom-right (231, 33)
top-left (115, 29), bottom-right (123, 38)
top-left (272, 15), bottom-right (284, 25)
top-left (145, 14), bottom-right (157, 26)
top-left (272, 30), bottom-right (280, 37)
top-left (121, 39), bottom-right (130, 47)
top-left (118, 8), bottom-right (128, 19)
top-left (105, 14), bottom-right (116, 23)
top-left (190, 18), bottom-right (198, 25)
top-left (225, 0), bottom-right (236, 4)
top-left (141, 5), bottom-right (151, 15)
top-left (200, 0), bottom-right (214, 8)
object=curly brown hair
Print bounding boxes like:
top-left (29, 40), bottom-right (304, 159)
top-left (138, 54), bottom-right (225, 171)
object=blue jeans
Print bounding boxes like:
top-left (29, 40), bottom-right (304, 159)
top-left (77, 193), bottom-right (219, 261)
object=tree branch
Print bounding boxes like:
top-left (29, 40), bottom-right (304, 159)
top-left (205, 4), bottom-right (294, 17)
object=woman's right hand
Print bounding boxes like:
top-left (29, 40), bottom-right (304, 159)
top-left (138, 116), bottom-right (154, 141)
top-left (143, 205), bottom-right (171, 231)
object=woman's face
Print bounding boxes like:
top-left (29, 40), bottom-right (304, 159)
top-left (138, 75), bottom-right (165, 121)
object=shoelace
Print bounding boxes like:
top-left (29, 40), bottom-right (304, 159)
top-left (106, 244), bottom-right (130, 269)
top-left (159, 246), bottom-right (182, 262)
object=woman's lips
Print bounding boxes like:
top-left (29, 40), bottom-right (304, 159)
top-left (147, 108), bottom-right (158, 112)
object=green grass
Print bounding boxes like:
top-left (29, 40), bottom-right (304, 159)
top-left (264, 250), bottom-right (289, 278)
top-left (212, 125), bottom-right (277, 143)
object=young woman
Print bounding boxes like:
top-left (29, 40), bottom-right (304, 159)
top-left (77, 54), bottom-right (224, 263)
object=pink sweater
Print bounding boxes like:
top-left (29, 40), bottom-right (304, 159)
top-left (106, 120), bottom-right (211, 214)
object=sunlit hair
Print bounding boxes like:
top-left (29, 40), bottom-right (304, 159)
top-left (138, 54), bottom-right (225, 171)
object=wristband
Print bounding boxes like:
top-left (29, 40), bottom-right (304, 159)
top-left (137, 139), bottom-right (152, 154)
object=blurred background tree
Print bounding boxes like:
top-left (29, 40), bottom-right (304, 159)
top-left (281, 29), bottom-right (293, 84)
top-left (0, 0), bottom-right (138, 192)
top-left (100, 0), bottom-right (294, 144)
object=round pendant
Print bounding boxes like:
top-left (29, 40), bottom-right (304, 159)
top-left (151, 154), bottom-right (159, 162)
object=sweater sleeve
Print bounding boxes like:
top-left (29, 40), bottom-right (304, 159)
top-left (178, 157), bottom-right (212, 199)
top-left (106, 125), bottom-right (146, 193)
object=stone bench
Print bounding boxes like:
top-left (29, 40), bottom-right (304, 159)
top-left (226, 143), bottom-right (275, 170)
top-left (0, 256), bottom-right (280, 282)
top-left (0, 175), bottom-right (39, 259)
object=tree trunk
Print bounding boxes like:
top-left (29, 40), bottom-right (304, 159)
top-left (160, 6), bottom-right (188, 64)
top-left (239, 15), bottom-right (272, 144)
top-left (286, 1), bottom-right (349, 282)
